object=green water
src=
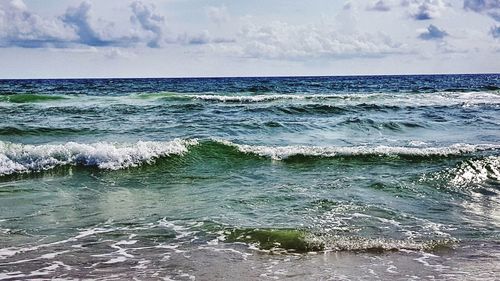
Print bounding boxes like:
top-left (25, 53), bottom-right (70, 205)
top-left (0, 75), bottom-right (499, 280)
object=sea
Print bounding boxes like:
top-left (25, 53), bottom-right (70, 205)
top-left (0, 74), bottom-right (499, 280)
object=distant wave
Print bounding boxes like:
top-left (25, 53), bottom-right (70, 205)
top-left (1, 91), bottom-right (498, 108)
top-left (133, 92), bottom-right (352, 102)
top-left (148, 91), bottom-right (500, 106)
top-left (189, 94), bottom-right (338, 102)
top-left (0, 94), bottom-right (68, 103)
top-left (218, 140), bottom-right (500, 160)
top-left (1, 139), bottom-right (499, 176)
top-left (0, 126), bottom-right (100, 136)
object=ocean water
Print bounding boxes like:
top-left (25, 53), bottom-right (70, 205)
top-left (0, 74), bottom-right (499, 280)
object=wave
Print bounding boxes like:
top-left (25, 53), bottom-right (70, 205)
top-left (335, 117), bottom-right (425, 131)
top-left (217, 140), bottom-right (500, 160)
top-left (188, 94), bottom-right (336, 102)
top-left (0, 94), bottom-right (68, 103)
top-left (441, 156), bottom-right (500, 187)
top-left (0, 139), bottom-right (198, 176)
top-left (139, 91), bottom-right (500, 106)
top-left (0, 126), bottom-right (99, 136)
top-left (2, 91), bottom-right (498, 108)
top-left (1, 139), bottom-right (498, 176)
top-left (246, 104), bottom-right (350, 115)
top-left (223, 228), bottom-right (455, 253)
top-left (452, 156), bottom-right (500, 185)
top-left (132, 92), bottom-right (346, 102)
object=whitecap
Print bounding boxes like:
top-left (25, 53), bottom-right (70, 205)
top-left (216, 139), bottom-right (500, 160)
top-left (0, 139), bottom-right (198, 176)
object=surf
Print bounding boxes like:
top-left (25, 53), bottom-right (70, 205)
top-left (1, 139), bottom-right (499, 176)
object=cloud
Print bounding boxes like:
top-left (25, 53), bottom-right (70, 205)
top-left (130, 1), bottom-right (166, 48)
top-left (62, 1), bottom-right (114, 46)
top-left (0, 0), bottom-right (223, 49)
top-left (464, 0), bottom-right (500, 21)
top-left (216, 21), bottom-right (406, 60)
top-left (367, 1), bottom-right (391, 11)
top-left (403, 0), bottom-right (447, 20)
top-left (206, 5), bottom-right (229, 24)
top-left (418, 24), bottom-right (448, 40)
top-left (104, 48), bottom-right (136, 59)
top-left (177, 30), bottom-right (211, 45)
top-left (491, 25), bottom-right (500, 38)
top-left (0, 0), bottom-right (168, 49)
top-left (0, 0), bottom-right (75, 48)
top-left (464, 0), bottom-right (499, 11)
top-left (62, 1), bottom-right (139, 47)
top-left (176, 30), bottom-right (235, 45)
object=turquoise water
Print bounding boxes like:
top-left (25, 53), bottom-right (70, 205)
top-left (0, 75), bottom-right (499, 280)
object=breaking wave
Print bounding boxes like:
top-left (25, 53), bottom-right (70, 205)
top-left (1, 139), bottom-right (499, 176)
top-left (0, 94), bottom-right (68, 103)
top-left (223, 228), bottom-right (455, 253)
top-left (218, 140), bottom-right (500, 160)
top-left (0, 139), bottom-right (198, 176)
top-left (432, 156), bottom-right (500, 188)
top-left (143, 91), bottom-right (500, 106)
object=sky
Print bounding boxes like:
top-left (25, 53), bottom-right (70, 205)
top-left (0, 0), bottom-right (499, 78)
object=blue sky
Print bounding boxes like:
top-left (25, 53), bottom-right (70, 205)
top-left (0, 0), bottom-right (499, 78)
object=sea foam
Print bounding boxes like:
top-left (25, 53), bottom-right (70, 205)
top-left (448, 156), bottom-right (500, 186)
top-left (0, 139), bottom-right (198, 176)
top-left (1, 139), bottom-right (498, 175)
top-left (179, 91), bottom-right (500, 106)
top-left (216, 140), bottom-right (500, 160)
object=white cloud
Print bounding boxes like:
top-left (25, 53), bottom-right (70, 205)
top-left (215, 21), bottom-right (407, 60)
top-left (177, 30), bottom-right (211, 44)
top-left (176, 30), bottom-right (234, 45)
top-left (418, 24), bottom-right (448, 40)
top-left (206, 5), bottom-right (229, 24)
top-left (464, 0), bottom-right (500, 21)
top-left (367, 0), bottom-right (392, 11)
top-left (403, 0), bottom-right (448, 20)
top-left (491, 25), bottom-right (500, 38)
top-left (104, 47), bottom-right (136, 59)
top-left (0, 0), bottom-right (75, 47)
top-left (130, 1), bottom-right (166, 48)
top-left (0, 0), bottom-right (139, 48)
top-left (0, 0), bottom-right (498, 77)
top-left (62, 1), bottom-right (118, 46)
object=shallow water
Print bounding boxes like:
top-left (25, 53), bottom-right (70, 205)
top-left (0, 75), bottom-right (499, 280)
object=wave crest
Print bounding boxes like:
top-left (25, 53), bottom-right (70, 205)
top-left (223, 228), bottom-right (455, 253)
top-left (449, 156), bottom-right (500, 187)
top-left (1, 139), bottom-right (498, 176)
top-left (217, 140), bottom-right (500, 160)
top-left (150, 91), bottom-right (500, 106)
top-left (0, 94), bottom-right (68, 103)
top-left (0, 139), bottom-right (198, 176)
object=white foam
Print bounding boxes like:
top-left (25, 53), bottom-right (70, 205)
top-left (103, 256), bottom-right (127, 264)
top-left (190, 94), bottom-right (333, 102)
top-left (0, 139), bottom-right (198, 176)
top-left (217, 140), bottom-right (500, 160)
top-left (449, 156), bottom-right (500, 186)
top-left (184, 91), bottom-right (500, 106)
top-left (4, 91), bottom-right (498, 108)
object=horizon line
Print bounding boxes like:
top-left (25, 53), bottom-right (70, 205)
top-left (0, 72), bottom-right (499, 81)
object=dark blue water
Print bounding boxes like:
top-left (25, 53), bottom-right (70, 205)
top-left (0, 74), bottom-right (499, 280)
